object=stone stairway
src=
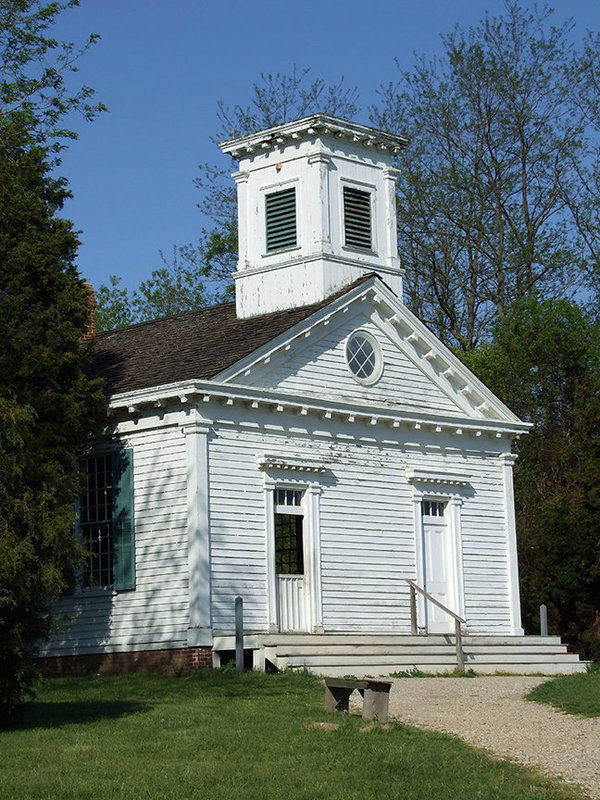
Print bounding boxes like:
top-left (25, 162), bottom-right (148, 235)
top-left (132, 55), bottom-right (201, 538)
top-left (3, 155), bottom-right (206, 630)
top-left (213, 633), bottom-right (587, 676)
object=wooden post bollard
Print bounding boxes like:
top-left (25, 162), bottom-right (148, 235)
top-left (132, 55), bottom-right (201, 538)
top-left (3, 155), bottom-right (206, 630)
top-left (455, 618), bottom-right (464, 672)
top-left (410, 584), bottom-right (417, 635)
top-left (235, 596), bottom-right (244, 672)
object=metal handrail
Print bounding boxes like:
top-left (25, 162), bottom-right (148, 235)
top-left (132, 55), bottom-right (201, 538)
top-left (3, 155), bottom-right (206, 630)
top-left (404, 579), bottom-right (466, 671)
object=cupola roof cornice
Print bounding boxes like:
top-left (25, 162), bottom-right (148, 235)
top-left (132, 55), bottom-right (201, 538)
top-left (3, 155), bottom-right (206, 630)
top-left (219, 113), bottom-right (408, 159)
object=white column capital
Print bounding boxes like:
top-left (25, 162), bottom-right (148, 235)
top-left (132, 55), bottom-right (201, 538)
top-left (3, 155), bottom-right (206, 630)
top-left (180, 408), bottom-right (212, 436)
top-left (382, 166), bottom-right (401, 182)
top-left (307, 152), bottom-right (333, 166)
top-left (499, 452), bottom-right (518, 467)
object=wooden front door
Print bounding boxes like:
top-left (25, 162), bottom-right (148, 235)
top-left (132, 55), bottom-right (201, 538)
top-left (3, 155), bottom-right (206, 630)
top-left (274, 489), bottom-right (309, 631)
top-left (422, 500), bottom-right (455, 633)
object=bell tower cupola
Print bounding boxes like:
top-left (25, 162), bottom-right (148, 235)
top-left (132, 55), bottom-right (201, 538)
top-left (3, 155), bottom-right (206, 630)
top-left (219, 115), bottom-right (408, 319)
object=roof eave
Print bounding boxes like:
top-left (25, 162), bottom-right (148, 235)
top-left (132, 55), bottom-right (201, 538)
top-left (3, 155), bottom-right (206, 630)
top-left (219, 114), bottom-right (408, 159)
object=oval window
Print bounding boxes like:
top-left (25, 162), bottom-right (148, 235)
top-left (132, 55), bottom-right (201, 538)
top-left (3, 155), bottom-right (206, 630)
top-left (345, 330), bottom-right (382, 384)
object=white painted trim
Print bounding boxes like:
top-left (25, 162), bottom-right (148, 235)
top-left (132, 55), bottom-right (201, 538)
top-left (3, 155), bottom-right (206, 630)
top-left (263, 476), bottom-right (278, 632)
top-left (449, 496), bottom-right (466, 623)
top-left (107, 379), bottom-right (530, 439)
top-left (500, 452), bottom-right (524, 635)
top-left (382, 167), bottom-right (401, 272)
top-left (260, 177), bottom-right (301, 259)
top-left (214, 276), bottom-right (382, 382)
top-left (104, 277), bottom-right (530, 434)
top-left (339, 177), bottom-right (378, 256)
top-left (412, 492), bottom-right (427, 632)
top-left (406, 466), bottom-right (472, 486)
top-left (411, 484), bottom-right (466, 633)
top-left (344, 328), bottom-right (383, 386)
top-left (306, 484), bottom-right (323, 632)
top-left (219, 114), bottom-right (408, 158)
top-left (181, 413), bottom-right (213, 646)
top-left (233, 171), bottom-right (249, 271)
top-left (231, 253), bottom-right (402, 291)
top-left (262, 471), bottom-right (323, 634)
top-left (216, 275), bottom-right (528, 426)
top-left (307, 151), bottom-right (332, 254)
top-left (257, 454), bottom-right (327, 473)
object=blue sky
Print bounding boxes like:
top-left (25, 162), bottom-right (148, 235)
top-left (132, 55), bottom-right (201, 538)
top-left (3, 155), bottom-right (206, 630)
top-left (53, 0), bottom-right (600, 294)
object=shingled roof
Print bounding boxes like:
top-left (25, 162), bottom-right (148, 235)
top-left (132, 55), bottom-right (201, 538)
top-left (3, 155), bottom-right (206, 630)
top-left (91, 275), bottom-right (377, 396)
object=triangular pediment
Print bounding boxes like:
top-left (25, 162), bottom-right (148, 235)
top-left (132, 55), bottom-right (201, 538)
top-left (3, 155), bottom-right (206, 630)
top-left (213, 277), bottom-right (523, 427)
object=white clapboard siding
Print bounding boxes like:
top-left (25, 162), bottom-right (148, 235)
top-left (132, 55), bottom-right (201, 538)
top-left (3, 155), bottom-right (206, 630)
top-left (209, 432), bottom-right (272, 630)
top-left (43, 426), bottom-right (191, 657)
top-left (456, 456), bottom-right (512, 630)
top-left (44, 360), bottom-right (521, 658)
top-left (319, 452), bottom-right (414, 633)
top-left (207, 416), bottom-right (518, 636)
top-left (234, 310), bottom-right (460, 415)
top-left (209, 426), bottom-right (416, 633)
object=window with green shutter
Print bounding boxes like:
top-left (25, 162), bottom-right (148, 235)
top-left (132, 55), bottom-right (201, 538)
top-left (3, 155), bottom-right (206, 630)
top-left (265, 187), bottom-right (297, 252)
top-left (80, 449), bottom-right (135, 591)
top-left (343, 186), bottom-right (372, 250)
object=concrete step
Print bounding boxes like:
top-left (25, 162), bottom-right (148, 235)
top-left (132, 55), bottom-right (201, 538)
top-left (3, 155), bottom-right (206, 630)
top-left (271, 636), bottom-right (587, 676)
top-left (283, 661), bottom-right (585, 677)
top-left (274, 641), bottom-right (567, 656)
top-left (256, 633), bottom-right (566, 647)
top-left (212, 632), bottom-right (587, 676)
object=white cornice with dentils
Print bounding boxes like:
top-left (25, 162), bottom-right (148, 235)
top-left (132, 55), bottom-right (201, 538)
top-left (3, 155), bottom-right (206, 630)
top-left (106, 376), bottom-right (530, 440)
top-left (219, 114), bottom-right (408, 159)
top-left (406, 466), bottom-right (473, 487)
top-left (212, 274), bottom-right (530, 428)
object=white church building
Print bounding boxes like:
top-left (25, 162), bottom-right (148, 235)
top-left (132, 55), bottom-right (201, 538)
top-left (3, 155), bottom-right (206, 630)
top-left (40, 115), bottom-right (583, 675)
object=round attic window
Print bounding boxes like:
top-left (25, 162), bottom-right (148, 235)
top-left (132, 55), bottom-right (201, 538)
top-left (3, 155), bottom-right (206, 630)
top-left (345, 330), bottom-right (382, 385)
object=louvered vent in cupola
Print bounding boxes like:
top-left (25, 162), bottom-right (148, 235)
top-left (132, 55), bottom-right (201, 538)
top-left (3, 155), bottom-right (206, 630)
top-left (343, 186), bottom-right (372, 250)
top-left (265, 188), bottom-right (297, 252)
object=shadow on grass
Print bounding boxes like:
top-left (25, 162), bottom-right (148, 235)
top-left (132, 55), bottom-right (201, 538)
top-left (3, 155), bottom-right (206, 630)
top-left (0, 699), bottom-right (149, 732)
top-left (192, 668), bottom-right (322, 699)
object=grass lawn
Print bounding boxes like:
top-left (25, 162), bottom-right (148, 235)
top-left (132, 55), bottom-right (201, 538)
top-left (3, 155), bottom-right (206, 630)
top-left (527, 665), bottom-right (600, 717)
top-left (0, 670), bottom-right (585, 800)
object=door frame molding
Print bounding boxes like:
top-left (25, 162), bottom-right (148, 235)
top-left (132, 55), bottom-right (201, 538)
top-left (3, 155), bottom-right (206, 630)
top-left (410, 482), bottom-right (467, 633)
top-left (263, 474), bottom-right (323, 633)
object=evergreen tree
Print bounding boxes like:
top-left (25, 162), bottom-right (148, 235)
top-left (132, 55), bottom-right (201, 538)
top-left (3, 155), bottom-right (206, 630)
top-left (0, 2), bottom-right (104, 715)
top-left (0, 117), bottom-right (104, 716)
top-left (462, 299), bottom-right (600, 656)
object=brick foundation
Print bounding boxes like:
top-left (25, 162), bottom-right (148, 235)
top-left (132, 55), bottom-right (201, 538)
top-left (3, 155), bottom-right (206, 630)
top-left (37, 646), bottom-right (213, 677)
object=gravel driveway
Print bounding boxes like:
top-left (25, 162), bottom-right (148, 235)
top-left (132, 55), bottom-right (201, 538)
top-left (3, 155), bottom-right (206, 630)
top-left (383, 677), bottom-right (600, 798)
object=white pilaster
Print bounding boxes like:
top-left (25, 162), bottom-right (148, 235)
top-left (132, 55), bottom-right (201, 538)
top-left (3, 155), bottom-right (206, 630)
top-left (383, 166), bottom-right (403, 296)
top-left (182, 411), bottom-right (213, 646)
top-left (307, 484), bottom-right (323, 632)
top-left (233, 171), bottom-right (249, 272)
top-left (308, 151), bottom-right (332, 254)
top-left (449, 496), bottom-right (466, 623)
top-left (500, 452), bottom-right (524, 635)
top-left (263, 477), bottom-right (278, 632)
top-left (412, 492), bottom-right (426, 631)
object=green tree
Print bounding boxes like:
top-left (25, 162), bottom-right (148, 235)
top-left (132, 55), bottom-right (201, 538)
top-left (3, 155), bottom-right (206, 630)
top-left (0, 0), bottom-right (105, 147)
top-left (371, 2), bottom-right (600, 350)
top-left (95, 249), bottom-right (216, 332)
top-left (0, 117), bottom-right (105, 717)
top-left (96, 67), bottom-right (359, 329)
top-left (0, 0), bottom-right (105, 716)
top-left (462, 298), bottom-right (600, 656)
